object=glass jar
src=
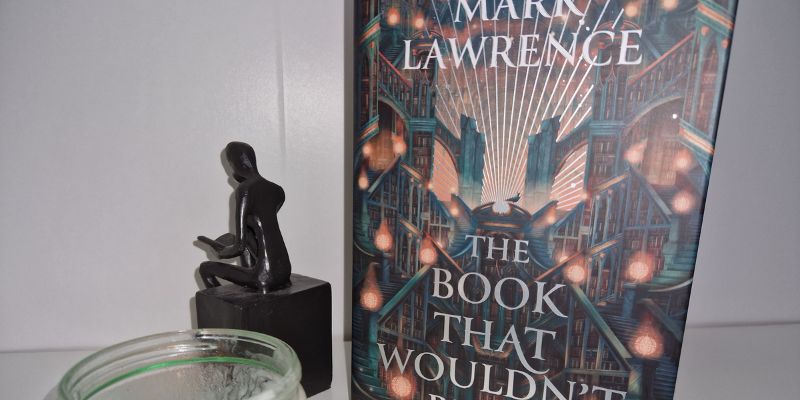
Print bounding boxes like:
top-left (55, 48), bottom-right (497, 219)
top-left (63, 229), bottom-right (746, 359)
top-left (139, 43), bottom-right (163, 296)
top-left (53, 329), bottom-right (305, 400)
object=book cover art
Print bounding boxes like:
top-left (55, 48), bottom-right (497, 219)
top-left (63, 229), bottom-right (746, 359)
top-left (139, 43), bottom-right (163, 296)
top-left (352, 1), bottom-right (737, 399)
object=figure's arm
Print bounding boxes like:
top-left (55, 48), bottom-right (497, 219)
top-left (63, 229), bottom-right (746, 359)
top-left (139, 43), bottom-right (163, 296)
top-left (197, 233), bottom-right (235, 252)
top-left (198, 235), bottom-right (225, 251)
top-left (218, 187), bottom-right (248, 258)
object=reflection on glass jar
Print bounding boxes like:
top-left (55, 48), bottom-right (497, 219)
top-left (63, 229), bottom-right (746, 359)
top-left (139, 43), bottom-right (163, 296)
top-left (51, 329), bottom-right (305, 400)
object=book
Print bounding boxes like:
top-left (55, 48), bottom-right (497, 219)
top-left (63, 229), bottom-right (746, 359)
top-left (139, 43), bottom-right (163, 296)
top-left (352, 1), bottom-right (738, 399)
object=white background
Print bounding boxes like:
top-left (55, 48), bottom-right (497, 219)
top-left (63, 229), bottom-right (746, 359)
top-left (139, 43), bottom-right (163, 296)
top-left (0, 0), bottom-right (798, 353)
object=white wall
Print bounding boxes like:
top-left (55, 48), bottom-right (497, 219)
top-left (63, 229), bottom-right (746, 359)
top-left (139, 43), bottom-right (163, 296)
top-left (0, 0), bottom-right (345, 351)
top-left (687, 0), bottom-right (800, 326)
top-left (0, 0), bottom-right (797, 352)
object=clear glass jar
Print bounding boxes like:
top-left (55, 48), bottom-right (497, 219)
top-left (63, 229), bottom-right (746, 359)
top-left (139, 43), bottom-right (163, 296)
top-left (53, 329), bottom-right (305, 400)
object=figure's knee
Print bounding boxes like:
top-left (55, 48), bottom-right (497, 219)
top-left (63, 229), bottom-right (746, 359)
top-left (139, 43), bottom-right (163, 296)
top-left (200, 261), bottom-right (223, 274)
top-left (199, 261), bottom-right (224, 288)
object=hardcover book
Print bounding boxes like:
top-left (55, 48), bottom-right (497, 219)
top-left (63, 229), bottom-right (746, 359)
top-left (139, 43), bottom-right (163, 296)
top-left (352, 1), bottom-right (737, 399)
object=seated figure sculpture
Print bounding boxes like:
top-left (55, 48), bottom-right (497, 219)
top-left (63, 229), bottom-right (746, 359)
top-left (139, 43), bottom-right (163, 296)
top-left (197, 141), bottom-right (291, 292)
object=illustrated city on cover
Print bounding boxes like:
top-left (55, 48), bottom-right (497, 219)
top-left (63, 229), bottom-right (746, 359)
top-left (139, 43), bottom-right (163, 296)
top-left (352, 1), bottom-right (737, 399)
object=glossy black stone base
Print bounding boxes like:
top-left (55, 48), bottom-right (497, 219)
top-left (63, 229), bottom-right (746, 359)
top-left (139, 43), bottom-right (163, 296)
top-left (196, 273), bottom-right (332, 397)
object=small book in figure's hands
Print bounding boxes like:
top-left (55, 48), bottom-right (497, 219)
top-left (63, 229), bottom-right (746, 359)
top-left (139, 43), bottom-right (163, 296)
top-left (197, 233), bottom-right (236, 253)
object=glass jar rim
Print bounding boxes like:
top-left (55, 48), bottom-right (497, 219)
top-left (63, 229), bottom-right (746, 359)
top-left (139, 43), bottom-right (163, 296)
top-left (58, 328), bottom-right (302, 400)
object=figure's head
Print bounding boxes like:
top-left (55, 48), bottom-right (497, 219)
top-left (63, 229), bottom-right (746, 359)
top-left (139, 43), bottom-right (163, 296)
top-left (225, 141), bottom-right (258, 182)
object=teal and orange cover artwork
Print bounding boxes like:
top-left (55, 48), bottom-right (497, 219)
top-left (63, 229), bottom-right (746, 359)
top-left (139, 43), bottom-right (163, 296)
top-left (352, 1), bottom-right (737, 399)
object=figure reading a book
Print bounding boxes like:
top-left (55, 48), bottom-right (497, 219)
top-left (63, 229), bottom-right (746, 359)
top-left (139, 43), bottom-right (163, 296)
top-left (197, 141), bottom-right (291, 292)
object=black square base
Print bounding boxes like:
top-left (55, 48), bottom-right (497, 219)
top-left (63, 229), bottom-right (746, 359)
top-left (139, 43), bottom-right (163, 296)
top-left (196, 273), bottom-right (332, 397)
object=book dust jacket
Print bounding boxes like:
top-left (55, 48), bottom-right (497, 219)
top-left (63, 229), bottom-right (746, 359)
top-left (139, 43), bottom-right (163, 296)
top-left (352, 1), bottom-right (737, 399)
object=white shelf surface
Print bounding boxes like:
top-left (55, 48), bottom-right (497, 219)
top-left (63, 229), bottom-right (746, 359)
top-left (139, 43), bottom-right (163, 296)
top-left (2, 324), bottom-right (797, 399)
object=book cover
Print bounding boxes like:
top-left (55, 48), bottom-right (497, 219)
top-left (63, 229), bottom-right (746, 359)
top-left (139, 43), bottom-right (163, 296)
top-left (352, 1), bottom-right (737, 399)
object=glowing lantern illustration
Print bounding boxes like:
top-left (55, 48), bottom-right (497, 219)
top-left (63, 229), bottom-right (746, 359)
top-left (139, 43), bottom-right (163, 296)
top-left (633, 335), bottom-right (660, 357)
top-left (392, 134), bottom-right (407, 156)
top-left (449, 206), bottom-right (459, 216)
top-left (386, 7), bottom-right (400, 26)
top-left (358, 168), bottom-right (369, 190)
top-left (413, 15), bottom-right (425, 30)
top-left (419, 237), bottom-right (438, 265)
top-left (672, 190), bottom-right (694, 214)
top-left (564, 264), bottom-right (587, 284)
top-left (375, 220), bottom-right (393, 252)
top-left (625, 142), bottom-right (646, 164)
top-left (360, 288), bottom-right (382, 311)
top-left (661, 0), bottom-right (679, 11)
top-left (545, 210), bottom-right (557, 224)
top-left (534, 206), bottom-right (559, 229)
top-left (360, 263), bottom-right (383, 312)
top-left (624, 2), bottom-right (641, 17)
top-left (627, 260), bottom-right (652, 282)
top-left (389, 374), bottom-right (415, 399)
top-left (631, 323), bottom-right (664, 359)
top-left (674, 149), bottom-right (693, 172)
top-left (361, 289), bottom-right (381, 310)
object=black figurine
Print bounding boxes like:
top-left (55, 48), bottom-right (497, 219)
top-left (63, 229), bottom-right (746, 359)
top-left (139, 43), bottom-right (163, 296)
top-left (195, 142), bottom-right (332, 395)
top-left (197, 141), bottom-right (291, 292)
